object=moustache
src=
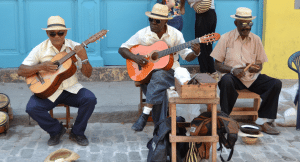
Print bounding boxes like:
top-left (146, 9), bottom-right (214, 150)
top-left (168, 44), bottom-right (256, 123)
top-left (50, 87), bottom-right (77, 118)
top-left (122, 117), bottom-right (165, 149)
top-left (241, 29), bottom-right (251, 32)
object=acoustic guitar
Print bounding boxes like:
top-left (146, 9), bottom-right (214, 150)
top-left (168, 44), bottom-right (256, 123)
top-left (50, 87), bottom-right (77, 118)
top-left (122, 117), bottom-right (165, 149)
top-left (126, 33), bottom-right (220, 83)
top-left (26, 29), bottom-right (108, 99)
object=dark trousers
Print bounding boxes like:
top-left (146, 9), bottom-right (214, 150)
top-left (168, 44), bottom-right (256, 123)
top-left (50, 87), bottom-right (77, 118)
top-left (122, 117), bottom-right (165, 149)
top-left (218, 74), bottom-right (282, 119)
top-left (195, 9), bottom-right (217, 73)
top-left (26, 88), bottom-right (97, 136)
top-left (141, 69), bottom-right (175, 125)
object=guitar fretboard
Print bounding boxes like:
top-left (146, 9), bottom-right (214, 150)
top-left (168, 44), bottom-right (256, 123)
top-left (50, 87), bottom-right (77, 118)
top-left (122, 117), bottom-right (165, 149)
top-left (58, 40), bottom-right (89, 65)
top-left (157, 38), bottom-right (200, 58)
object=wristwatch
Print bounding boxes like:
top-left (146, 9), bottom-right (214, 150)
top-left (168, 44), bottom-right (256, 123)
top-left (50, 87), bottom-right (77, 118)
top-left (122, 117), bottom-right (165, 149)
top-left (230, 67), bottom-right (236, 74)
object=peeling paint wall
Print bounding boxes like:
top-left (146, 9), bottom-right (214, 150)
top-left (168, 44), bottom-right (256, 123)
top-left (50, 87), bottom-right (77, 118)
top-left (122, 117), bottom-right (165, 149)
top-left (262, 0), bottom-right (300, 79)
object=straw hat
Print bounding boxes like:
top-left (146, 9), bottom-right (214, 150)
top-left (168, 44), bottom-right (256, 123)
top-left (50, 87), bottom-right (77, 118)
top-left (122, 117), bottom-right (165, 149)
top-left (145, 3), bottom-right (173, 20)
top-left (44, 148), bottom-right (80, 162)
top-left (238, 129), bottom-right (263, 138)
top-left (42, 16), bottom-right (71, 31)
top-left (230, 7), bottom-right (256, 20)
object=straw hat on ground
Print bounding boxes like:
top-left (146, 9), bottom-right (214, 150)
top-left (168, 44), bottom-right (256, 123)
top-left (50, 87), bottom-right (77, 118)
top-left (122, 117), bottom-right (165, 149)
top-left (230, 7), bottom-right (256, 20)
top-left (145, 3), bottom-right (173, 20)
top-left (44, 148), bottom-right (79, 162)
top-left (42, 16), bottom-right (71, 31)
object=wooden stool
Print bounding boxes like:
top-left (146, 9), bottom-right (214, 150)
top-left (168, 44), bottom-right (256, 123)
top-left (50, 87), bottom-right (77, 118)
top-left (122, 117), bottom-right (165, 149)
top-left (167, 89), bottom-right (219, 162)
top-left (230, 89), bottom-right (260, 121)
top-left (136, 84), bottom-right (153, 122)
top-left (49, 104), bottom-right (73, 129)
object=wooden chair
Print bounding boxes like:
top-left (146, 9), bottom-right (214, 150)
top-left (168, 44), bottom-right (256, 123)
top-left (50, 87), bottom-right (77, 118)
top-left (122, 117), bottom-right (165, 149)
top-left (230, 89), bottom-right (260, 121)
top-left (49, 104), bottom-right (73, 129)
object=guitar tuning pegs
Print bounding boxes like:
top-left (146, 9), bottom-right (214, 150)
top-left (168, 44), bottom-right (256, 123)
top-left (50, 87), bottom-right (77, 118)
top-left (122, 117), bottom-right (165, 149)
top-left (102, 37), bottom-right (104, 39)
top-left (105, 35), bottom-right (107, 37)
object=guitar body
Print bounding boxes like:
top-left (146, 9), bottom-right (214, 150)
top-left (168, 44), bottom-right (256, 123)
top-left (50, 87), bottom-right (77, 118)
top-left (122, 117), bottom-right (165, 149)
top-left (127, 41), bottom-right (174, 83)
top-left (26, 52), bottom-right (77, 99)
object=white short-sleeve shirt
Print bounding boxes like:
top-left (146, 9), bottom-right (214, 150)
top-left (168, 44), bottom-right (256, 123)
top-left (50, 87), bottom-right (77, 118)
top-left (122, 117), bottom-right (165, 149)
top-left (121, 25), bottom-right (193, 70)
top-left (22, 39), bottom-right (83, 102)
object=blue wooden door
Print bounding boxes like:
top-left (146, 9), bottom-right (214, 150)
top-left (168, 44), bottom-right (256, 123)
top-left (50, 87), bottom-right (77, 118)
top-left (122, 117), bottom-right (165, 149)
top-left (0, 0), bottom-right (263, 68)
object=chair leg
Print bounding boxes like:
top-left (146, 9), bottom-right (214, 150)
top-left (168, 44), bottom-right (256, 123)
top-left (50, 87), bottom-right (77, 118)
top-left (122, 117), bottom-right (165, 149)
top-left (253, 98), bottom-right (260, 121)
top-left (66, 105), bottom-right (70, 129)
top-left (50, 109), bottom-right (54, 118)
top-left (207, 104), bottom-right (212, 112)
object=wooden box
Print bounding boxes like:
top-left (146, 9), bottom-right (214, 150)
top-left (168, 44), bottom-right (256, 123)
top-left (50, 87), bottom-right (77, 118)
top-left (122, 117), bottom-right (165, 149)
top-left (175, 73), bottom-right (217, 98)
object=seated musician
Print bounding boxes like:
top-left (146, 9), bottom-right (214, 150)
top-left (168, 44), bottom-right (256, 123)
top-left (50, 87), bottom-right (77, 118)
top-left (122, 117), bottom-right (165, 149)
top-left (17, 16), bottom-right (97, 146)
top-left (210, 7), bottom-right (282, 135)
top-left (118, 3), bottom-right (200, 131)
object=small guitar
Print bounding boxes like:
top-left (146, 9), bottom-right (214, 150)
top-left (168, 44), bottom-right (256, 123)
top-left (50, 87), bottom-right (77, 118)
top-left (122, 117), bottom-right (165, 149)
top-left (126, 33), bottom-right (220, 83)
top-left (26, 29), bottom-right (108, 99)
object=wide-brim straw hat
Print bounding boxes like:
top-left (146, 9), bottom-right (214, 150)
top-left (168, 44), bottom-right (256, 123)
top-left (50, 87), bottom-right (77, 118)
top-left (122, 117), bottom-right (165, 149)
top-left (42, 16), bottom-right (71, 31)
top-left (230, 7), bottom-right (256, 20)
top-left (145, 3), bottom-right (173, 20)
top-left (238, 130), bottom-right (263, 138)
top-left (44, 148), bottom-right (80, 162)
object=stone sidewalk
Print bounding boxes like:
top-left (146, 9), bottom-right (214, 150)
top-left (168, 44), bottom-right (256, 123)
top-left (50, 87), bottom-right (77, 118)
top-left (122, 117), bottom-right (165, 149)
top-left (1, 122), bottom-right (300, 162)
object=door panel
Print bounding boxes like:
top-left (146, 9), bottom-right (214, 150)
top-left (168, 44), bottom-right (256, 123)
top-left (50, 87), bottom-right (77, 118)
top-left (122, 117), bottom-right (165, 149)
top-left (0, 0), bottom-right (263, 68)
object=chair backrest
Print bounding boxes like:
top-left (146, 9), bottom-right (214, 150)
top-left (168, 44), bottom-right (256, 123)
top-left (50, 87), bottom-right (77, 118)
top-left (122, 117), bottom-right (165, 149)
top-left (288, 51), bottom-right (300, 74)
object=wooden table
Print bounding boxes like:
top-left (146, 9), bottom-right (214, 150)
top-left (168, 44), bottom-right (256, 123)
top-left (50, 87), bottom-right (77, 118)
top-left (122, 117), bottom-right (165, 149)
top-left (167, 89), bottom-right (219, 162)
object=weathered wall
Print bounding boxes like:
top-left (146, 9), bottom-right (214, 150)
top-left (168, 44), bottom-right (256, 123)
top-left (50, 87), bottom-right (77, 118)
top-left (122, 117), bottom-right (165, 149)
top-left (262, 0), bottom-right (300, 79)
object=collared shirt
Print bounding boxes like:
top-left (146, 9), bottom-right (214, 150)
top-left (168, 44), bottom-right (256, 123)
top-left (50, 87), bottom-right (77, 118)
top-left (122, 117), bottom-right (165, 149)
top-left (210, 28), bottom-right (268, 87)
top-left (120, 25), bottom-right (193, 70)
top-left (22, 39), bottom-right (83, 102)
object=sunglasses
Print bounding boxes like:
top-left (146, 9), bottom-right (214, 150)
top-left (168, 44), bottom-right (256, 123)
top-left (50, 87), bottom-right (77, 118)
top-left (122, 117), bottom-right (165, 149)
top-left (239, 21), bottom-right (253, 27)
top-left (49, 31), bottom-right (65, 37)
top-left (149, 18), bottom-right (161, 24)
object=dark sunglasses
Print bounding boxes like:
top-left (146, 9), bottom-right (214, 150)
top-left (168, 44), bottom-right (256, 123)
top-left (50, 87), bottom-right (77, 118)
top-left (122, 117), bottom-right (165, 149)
top-left (49, 31), bottom-right (65, 37)
top-left (149, 18), bottom-right (161, 24)
top-left (239, 21), bottom-right (253, 27)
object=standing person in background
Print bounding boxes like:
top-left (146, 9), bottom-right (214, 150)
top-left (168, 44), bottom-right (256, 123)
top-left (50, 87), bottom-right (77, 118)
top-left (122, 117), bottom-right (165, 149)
top-left (189, 0), bottom-right (217, 73)
top-left (158, 0), bottom-right (186, 31)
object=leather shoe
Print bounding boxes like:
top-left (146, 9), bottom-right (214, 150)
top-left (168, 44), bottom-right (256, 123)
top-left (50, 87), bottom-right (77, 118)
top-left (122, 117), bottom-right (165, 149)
top-left (69, 131), bottom-right (89, 146)
top-left (261, 122), bottom-right (280, 135)
top-left (47, 123), bottom-right (66, 146)
top-left (131, 113), bottom-right (149, 131)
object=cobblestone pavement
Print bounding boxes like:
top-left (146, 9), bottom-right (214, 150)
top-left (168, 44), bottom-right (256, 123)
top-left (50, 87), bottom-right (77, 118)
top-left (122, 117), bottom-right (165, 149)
top-left (0, 122), bottom-right (300, 162)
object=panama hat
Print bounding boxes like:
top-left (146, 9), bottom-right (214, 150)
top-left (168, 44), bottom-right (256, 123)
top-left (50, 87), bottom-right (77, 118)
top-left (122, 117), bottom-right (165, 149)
top-left (44, 148), bottom-right (80, 162)
top-left (230, 7), bottom-right (256, 20)
top-left (238, 129), bottom-right (263, 138)
top-left (42, 16), bottom-right (71, 31)
top-left (145, 3), bottom-right (173, 20)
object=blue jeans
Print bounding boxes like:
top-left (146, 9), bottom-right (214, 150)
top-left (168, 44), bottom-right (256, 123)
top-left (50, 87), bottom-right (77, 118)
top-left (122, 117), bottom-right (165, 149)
top-left (140, 69), bottom-right (175, 125)
top-left (26, 88), bottom-right (97, 136)
top-left (168, 16), bottom-right (183, 31)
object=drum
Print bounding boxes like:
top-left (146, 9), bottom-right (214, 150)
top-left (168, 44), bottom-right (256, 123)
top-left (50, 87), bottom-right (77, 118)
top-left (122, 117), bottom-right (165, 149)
top-left (0, 93), bottom-right (10, 113)
top-left (0, 111), bottom-right (9, 134)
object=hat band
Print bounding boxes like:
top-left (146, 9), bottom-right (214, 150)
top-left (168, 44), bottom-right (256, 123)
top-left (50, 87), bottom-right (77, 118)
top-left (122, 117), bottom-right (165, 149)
top-left (235, 14), bottom-right (252, 19)
top-left (151, 12), bottom-right (168, 18)
top-left (47, 24), bottom-right (66, 28)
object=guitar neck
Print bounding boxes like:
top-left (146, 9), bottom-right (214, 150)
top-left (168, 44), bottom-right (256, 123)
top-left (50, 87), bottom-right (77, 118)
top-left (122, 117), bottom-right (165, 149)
top-left (58, 40), bottom-right (89, 65)
top-left (158, 38), bottom-right (201, 58)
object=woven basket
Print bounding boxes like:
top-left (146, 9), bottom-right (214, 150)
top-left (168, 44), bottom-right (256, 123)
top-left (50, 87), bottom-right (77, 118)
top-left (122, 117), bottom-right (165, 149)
top-left (44, 148), bottom-right (80, 162)
top-left (193, 0), bottom-right (212, 14)
top-left (242, 136), bottom-right (258, 145)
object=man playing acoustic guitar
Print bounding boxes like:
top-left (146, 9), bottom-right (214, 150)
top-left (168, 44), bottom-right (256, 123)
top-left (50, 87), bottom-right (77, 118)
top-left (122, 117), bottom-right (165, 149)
top-left (119, 3), bottom-right (200, 131)
top-left (17, 16), bottom-right (97, 146)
